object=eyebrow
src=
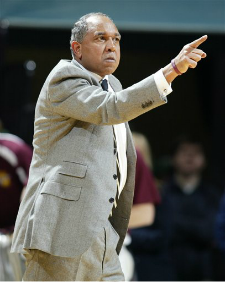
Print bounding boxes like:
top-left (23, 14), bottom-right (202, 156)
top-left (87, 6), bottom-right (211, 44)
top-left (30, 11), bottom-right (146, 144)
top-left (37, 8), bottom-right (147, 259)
top-left (95, 32), bottom-right (121, 38)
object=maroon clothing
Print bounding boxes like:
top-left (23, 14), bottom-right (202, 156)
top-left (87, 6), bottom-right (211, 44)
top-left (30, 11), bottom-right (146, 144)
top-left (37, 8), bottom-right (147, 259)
top-left (0, 133), bottom-right (32, 232)
top-left (133, 150), bottom-right (160, 205)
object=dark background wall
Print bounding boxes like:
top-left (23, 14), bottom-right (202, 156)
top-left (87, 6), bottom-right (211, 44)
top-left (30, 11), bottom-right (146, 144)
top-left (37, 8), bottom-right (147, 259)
top-left (0, 26), bottom-right (224, 189)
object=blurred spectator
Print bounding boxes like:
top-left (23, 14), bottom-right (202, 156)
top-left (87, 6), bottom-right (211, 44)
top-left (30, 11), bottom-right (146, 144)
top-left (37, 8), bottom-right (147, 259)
top-left (128, 133), bottom-right (175, 281)
top-left (130, 133), bottom-right (160, 229)
top-left (130, 205), bottom-right (176, 281)
top-left (120, 147), bottom-right (160, 280)
top-left (214, 190), bottom-right (225, 280)
top-left (132, 132), bottom-right (153, 169)
top-left (0, 121), bottom-right (32, 280)
top-left (0, 133), bottom-right (32, 233)
top-left (215, 191), bottom-right (225, 256)
top-left (119, 132), bottom-right (161, 280)
top-left (161, 136), bottom-right (220, 281)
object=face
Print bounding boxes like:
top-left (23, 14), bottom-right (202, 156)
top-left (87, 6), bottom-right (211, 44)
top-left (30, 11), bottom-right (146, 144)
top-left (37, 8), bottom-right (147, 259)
top-left (72, 15), bottom-right (121, 77)
top-left (173, 143), bottom-right (205, 176)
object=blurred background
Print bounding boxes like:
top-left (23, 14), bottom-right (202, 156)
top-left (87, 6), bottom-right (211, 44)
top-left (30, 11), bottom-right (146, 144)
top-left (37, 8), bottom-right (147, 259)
top-left (0, 0), bottom-right (225, 280)
top-left (1, 0), bottom-right (224, 188)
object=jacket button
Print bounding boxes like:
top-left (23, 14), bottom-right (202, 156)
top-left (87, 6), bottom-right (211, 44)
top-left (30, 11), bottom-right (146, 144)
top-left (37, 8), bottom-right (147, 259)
top-left (109, 197), bottom-right (114, 203)
top-left (113, 174), bottom-right (118, 180)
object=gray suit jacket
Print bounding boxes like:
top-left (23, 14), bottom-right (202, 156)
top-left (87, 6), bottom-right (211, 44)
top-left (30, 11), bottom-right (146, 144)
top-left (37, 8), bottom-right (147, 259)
top-left (11, 59), bottom-right (166, 257)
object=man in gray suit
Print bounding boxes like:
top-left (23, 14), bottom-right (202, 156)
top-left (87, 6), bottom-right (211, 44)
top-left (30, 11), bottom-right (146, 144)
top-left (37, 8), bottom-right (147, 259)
top-left (11, 12), bottom-right (207, 280)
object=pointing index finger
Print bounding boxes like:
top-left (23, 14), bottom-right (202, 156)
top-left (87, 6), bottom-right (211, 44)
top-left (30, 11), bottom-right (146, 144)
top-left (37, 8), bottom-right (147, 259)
top-left (189, 35), bottom-right (208, 48)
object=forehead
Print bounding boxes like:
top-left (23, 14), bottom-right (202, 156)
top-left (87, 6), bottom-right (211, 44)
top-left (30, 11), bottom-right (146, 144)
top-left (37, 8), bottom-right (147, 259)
top-left (86, 15), bottom-right (119, 35)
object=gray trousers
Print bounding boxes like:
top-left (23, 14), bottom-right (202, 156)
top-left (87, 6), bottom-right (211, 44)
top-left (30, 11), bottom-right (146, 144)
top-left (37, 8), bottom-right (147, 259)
top-left (23, 221), bottom-right (125, 281)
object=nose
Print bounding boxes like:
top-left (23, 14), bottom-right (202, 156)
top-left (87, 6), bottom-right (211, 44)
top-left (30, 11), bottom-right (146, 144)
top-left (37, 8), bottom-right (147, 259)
top-left (106, 38), bottom-right (116, 52)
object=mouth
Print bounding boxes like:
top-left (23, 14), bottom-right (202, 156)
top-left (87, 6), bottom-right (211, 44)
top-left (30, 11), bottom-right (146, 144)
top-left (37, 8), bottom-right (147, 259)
top-left (104, 57), bottom-right (116, 63)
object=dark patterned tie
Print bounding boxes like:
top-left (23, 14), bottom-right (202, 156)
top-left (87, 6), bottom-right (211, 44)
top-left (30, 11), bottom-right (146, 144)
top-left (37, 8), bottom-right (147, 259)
top-left (101, 79), bottom-right (108, 91)
top-left (100, 79), bottom-right (120, 212)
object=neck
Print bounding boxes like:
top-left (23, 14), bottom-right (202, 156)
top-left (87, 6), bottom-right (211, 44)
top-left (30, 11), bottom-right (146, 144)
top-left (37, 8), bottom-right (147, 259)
top-left (175, 173), bottom-right (201, 194)
top-left (73, 58), bottom-right (104, 80)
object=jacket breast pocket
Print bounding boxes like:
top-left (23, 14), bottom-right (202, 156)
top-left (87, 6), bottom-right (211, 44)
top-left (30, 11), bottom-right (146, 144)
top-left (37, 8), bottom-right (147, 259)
top-left (52, 161), bottom-right (87, 186)
top-left (59, 161), bottom-right (87, 178)
top-left (40, 180), bottom-right (81, 201)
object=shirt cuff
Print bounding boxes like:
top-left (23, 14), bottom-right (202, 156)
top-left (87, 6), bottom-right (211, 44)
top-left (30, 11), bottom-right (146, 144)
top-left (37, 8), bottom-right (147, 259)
top-left (154, 69), bottom-right (173, 99)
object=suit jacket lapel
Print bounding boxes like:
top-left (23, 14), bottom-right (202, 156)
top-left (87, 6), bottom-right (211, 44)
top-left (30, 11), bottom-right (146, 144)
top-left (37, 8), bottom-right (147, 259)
top-left (108, 75), bottom-right (121, 92)
top-left (71, 59), bottom-right (100, 86)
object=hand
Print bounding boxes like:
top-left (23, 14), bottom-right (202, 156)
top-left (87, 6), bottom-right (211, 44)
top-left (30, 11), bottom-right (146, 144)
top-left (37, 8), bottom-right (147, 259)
top-left (174, 35), bottom-right (208, 74)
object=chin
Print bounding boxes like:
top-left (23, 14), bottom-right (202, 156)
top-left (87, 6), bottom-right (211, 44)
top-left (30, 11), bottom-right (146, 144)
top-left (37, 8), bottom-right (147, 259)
top-left (104, 66), bottom-right (118, 75)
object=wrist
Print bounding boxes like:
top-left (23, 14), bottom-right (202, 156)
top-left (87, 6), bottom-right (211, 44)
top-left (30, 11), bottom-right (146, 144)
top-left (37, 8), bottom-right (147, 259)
top-left (171, 59), bottom-right (182, 75)
top-left (162, 63), bottom-right (179, 84)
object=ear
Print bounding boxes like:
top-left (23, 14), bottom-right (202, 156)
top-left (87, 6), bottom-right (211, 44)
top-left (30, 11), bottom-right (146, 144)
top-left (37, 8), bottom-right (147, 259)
top-left (71, 41), bottom-right (82, 59)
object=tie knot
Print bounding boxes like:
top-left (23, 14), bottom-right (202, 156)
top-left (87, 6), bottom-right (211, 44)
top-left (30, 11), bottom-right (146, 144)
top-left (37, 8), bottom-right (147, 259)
top-left (101, 79), bottom-right (108, 91)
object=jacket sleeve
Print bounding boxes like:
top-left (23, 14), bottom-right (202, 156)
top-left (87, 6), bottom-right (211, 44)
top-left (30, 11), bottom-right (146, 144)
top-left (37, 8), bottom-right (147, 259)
top-left (47, 65), bottom-right (167, 125)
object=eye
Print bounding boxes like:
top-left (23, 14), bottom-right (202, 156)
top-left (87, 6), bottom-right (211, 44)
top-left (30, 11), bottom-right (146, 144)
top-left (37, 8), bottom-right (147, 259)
top-left (114, 37), bottom-right (120, 43)
top-left (98, 36), bottom-right (105, 41)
